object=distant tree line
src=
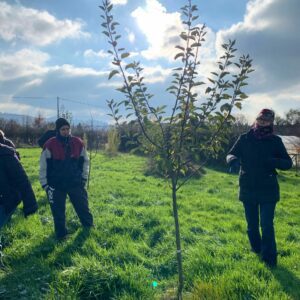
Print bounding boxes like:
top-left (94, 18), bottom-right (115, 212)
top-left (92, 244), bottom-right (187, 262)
top-left (274, 109), bottom-right (300, 136)
top-left (1, 108), bottom-right (299, 161)
top-left (0, 115), bottom-right (108, 150)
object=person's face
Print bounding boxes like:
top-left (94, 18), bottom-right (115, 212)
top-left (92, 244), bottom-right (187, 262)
top-left (256, 119), bottom-right (272, 127)
top-left (59, 125), bottom-right (71, 137)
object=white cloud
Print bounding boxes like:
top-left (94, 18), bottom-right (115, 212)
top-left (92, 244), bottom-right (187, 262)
top-left (0, 100), bottom-right (54, 116)
top-left (142, 65), bottom-right (172, 83)
top-left (52, 64), bottom-right (109, 77)
top-left (97, 81), bottom-right (122, 88)
top-left (131, 0), bottom-right (183, 60)
top-left (213, 0), bottom-right (300, 119)
top-left (128, 32), bottom-right (135, 43)
top-left (0, 48), bottom-right (109, 86)
top-left (234, 81), bottom-right (300, 123)
top-left (129, 52), bottom-right (140, 57)
top-left (0, 1), bottom-right (90, 46)
top-left (131, 0), bottom-right (217, 64)
top-left (23, 78), bottom-right (43, 88)
top-left (97, 65), bottom-right (171, 87)
top-left (83, 49), bottom-right (110, 59)
top-left (216, 0), bottom-right (300, 93)
top-left (0, 49), bottom-right (49, 80)
top-left (111, 0), bottom-right (127, 5)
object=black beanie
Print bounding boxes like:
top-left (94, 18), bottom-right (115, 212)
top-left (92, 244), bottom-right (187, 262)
top-left (55, 118), bottom-right (70, 131)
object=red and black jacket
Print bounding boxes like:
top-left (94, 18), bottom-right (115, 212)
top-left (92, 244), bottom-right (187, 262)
top-left (39, 135), bottom-right (89, 190)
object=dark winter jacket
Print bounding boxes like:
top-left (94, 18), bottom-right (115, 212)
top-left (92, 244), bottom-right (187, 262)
top-left (0, 136), bottom-right (15, 148)
top-left (0, 136), bottom-right (20, 159)
top-left (0, 144), bottom-right (38, 215)
top-left (37, 130), bottom-right (56, 148)
top-left (227, 130), bottom-right (293, 203)
top-left (39, 135), bottom-right (89, 190)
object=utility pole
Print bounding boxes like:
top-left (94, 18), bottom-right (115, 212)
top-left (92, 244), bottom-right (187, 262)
top-left (57, 96), bottom-right (60, 118)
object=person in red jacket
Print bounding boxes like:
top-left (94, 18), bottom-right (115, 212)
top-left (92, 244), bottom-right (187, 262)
top-left (39, 118), bottom-right (93, 240)
top-left (0, 144), bottom-right (38, 228)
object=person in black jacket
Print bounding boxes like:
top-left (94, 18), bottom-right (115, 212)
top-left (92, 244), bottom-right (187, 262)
top-left (227, 109), bottom-right (292, 267)
top-left (0, 129), bottom-right (20, 159)
top-left (37, 129), bottom-right (56, 148)
top-left (0, 144), bottom-right (38, 228)
top-left (0, 130), bottom-right (16, 148)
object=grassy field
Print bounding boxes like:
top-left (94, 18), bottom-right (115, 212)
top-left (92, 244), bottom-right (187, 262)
top-left (0, 148), bottom-right (299, 299)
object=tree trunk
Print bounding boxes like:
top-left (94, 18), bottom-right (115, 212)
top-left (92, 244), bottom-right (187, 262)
top-left (172, 177), bottom-right (184, 300)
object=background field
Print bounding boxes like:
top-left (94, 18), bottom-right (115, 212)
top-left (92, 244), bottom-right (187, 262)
top-left (0, 148), bottom-right (299, 299)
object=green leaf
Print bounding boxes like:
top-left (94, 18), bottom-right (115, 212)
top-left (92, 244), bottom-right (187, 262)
top-left (107, 4), bottom-right (113, 12)
top-left (222, 94), bottom-right (231, 99)
top-left (180, 33), bottom-right (188, 41)
top-left (220, 72), bottom-right (230, 78)
top-left (121, 52), bottom-right (130, 59)
top-left (240, 93), bottom-right (248, 99)
top-left (108, 70), bottom-right (119, 80)
top-left (235, 102), bottom-right (242, 109)
top-left (193, 82), bottom-right (205, 86)
top-left (205, 87), bottom-right (212, 93)
top-left (175, 45), bottom-right (185, 51)
top-left (220, 103), bottom-right (231, 112)
top-left (125, 63), bottom-right (135, 70)
top-left (191, 42), bottom-right (201, 47)
top-left (174, 53), bottom-right (184, 60)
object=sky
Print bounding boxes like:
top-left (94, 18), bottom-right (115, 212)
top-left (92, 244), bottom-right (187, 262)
top-left (0, 0), bottom-right (299, 124)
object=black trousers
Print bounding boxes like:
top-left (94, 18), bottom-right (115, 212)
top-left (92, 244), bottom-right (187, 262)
top-left (243, 201), bottom-right (277, 264)
top-left (48, 186), bottom-right (93, 238)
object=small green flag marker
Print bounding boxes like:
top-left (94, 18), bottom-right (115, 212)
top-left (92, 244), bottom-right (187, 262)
top-left (152, 281), bottom-right (158, 288)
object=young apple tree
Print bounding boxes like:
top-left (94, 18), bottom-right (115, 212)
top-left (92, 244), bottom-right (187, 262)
top-left (100, 1), bottom-right (253, 298)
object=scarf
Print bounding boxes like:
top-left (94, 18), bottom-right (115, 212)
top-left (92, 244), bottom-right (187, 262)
top-left (56, 133), bottom-right (71, 158)
top-left (251, 124), bottom-right (274, 140)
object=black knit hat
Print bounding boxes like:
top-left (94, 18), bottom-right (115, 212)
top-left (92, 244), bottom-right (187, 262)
top-left (55, 118), bottom-right (70, 131)
top-left (256, 109), bottom-right (275, 123)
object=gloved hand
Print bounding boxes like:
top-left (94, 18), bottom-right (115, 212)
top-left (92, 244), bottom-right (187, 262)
top-left (226, 155), bottom-right (240, 174)
top-left (81, 178), bottom-right (87, 187)
top-left (43, 185), bottom-right (55, 203)
top-left (229, 159), bottom-right (240, 174)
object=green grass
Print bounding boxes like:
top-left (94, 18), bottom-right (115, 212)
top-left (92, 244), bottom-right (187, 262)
top-left (0, 148), bottom-right (299, 299)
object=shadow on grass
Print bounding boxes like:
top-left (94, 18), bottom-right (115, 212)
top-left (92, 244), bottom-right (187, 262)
top-left (277, 173), bottom-right (300, 185)
top-left (206, 164), bottom-right (230, 174)
top-left (271, 265), bottom-right (300, 299)
top-left (0, 228), bottom-right (91, 298)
